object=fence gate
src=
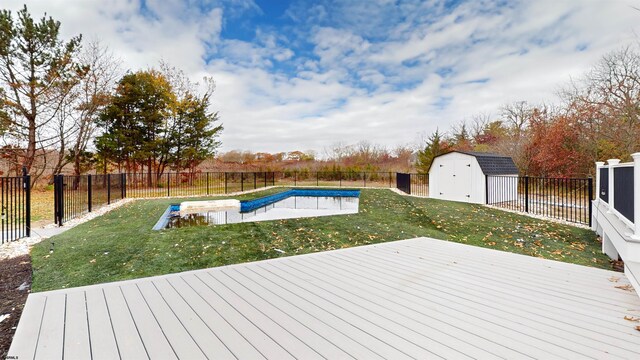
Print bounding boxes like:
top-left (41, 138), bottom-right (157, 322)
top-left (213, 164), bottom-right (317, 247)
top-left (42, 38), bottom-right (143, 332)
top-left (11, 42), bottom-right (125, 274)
top-left (396, 173), bottom-right (411, 194)
top-left (486, 175), bottom-right (593, 226)
top-left (1, 169), bottom-right (31, 243)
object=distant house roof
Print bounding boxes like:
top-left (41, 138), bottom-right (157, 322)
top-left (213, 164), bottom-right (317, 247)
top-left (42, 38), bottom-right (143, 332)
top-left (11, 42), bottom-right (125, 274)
top-left (431, 151), bottom-right (519, 175)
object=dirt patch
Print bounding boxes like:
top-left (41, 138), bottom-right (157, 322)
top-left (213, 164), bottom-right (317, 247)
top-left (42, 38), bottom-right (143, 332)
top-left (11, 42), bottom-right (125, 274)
top-left (0, 255), bottom-right (32, 358)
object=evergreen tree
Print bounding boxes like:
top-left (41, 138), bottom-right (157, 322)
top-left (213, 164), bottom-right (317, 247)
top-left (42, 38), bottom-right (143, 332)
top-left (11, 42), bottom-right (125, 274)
top-left (416, 129), bottom-right (448, 173)
top-left (169, 92), bottom-right (222, 172)
top-left (95, 69), bottom-right (222, 174)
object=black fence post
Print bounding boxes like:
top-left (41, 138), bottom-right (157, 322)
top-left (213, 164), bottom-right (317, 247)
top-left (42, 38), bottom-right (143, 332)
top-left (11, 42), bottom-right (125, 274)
top-left (339, 172), bottom-right (342, 187)
top-left (588, 178), bottom-right (593, 227)
top-left (485, 175), bottom-right (489, 204)
top-left (254, 172), bottom-right (257, 189)
top-left (389, 172), bottom-right (392, 188)
top-left (524, 176), bottom-right (529, 213)
top-left (55, 175), bottom-right (64, 226)
top-left (264, 172), bottom-right (267, 188)
top-left (167, 173), bottom-right (171, 197)
top-left (107, 174), bottom-right (111, 205)
top-left (224, 172), bottom-right (228, 194)
top-left (87, 174), bottom-right (92, 213)
top-left (294, 171), bottom-right (297, 186)
top-left (241, 173), bottom-right (244, 192)
top-left (206, 172), bottom-right (210, 195)
top-left (23, 167), bottom-right (30, 237)
top-left (121, 173), bottom-right (126, 199)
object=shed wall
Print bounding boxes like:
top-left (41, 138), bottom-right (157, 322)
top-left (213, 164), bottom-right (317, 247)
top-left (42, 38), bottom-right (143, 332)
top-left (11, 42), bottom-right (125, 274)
top-left (429, 153), bottom-right (485, 204)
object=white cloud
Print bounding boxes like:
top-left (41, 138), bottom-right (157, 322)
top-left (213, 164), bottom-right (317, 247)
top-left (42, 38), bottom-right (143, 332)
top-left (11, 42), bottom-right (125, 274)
top-left (8, 0), bottom-right (640, 153)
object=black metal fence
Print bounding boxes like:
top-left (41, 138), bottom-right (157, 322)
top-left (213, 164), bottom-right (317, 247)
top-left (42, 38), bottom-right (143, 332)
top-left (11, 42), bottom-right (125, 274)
top-left (1, 170), bottom-right (31, 244)
top-left (486, 175), bottom-right (593, 226)
top-left (53, 171), bottom-right (398, 225)
top-left (396, 173), bottom-right (429, 196)
top-left (273, 171), bottom-right (396, 188)
top-left (397, 173), bottom-right (410, 193)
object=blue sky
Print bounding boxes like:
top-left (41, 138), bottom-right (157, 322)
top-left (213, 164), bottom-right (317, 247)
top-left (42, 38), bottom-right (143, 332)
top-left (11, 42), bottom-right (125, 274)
top-left (10, 0), bottom-right (640, 154)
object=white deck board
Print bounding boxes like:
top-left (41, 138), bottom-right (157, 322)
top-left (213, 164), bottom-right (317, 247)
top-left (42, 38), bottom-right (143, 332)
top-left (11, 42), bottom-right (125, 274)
top-left (85, 288), bottom-right (120, 360)
top-left (63, 291), bottom-right (91, 360)
top-left (9, 237), bottom-right (640, 359)
top-left (356, 246), bottom-right (640, 332)
top-left (102, 286), bottom-right (149, 359)
top-left (34, 293), bottom-right (65, 359)
top-left (8, 295), bottom-right (46, 360)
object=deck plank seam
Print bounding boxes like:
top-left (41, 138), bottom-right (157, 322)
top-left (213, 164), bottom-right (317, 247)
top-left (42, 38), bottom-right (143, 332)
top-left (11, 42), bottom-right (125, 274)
top-left (388, 239), bottom-right (623, 282)
top-left (160, 278), bottom-right (240, 359)
top-left (335, 251), bottom-right (640, 338)
top-left (311, 252), bottom-right (639, 357)
top-left (375, 245), bottom-right (638, 308)
top-left (193, 272), bottom-right (303, 360)
top-left (394, 242), bottom-right (635, 295)
top-left (248, 265), bottom-right (422, 359)
top-left (135, 283), bottom-right (181, 359)
top-left (215, 269), bottom-right (357, 360)
top-left (391, 243), bottom-right (634, 295)
top-left (284, 256), bottom-right (537, 360)
top-left (394, 241), bottom-right (632, 286)
top-left (61, 294), bottom-right (67, 360)
top-left (173, 275), bottom-right (267, 359)
top-left (370, 243), bottom-right (635, 300)
top-left (118, 286), bottom-right (151, 359)
top-left (149, 280), bottom-right (211, 360)
top-left (258, 262), bottom-right (449, 359)
top-left (350, 248), bottom-right (640, 339)
top-left (31, 296), bottom-right (48, 360)
top-left (303, 254), bottom-right (567, 358)
top-left (101, 288), bottom-right (123, 360)
top-left (83, 291), bottom-right (94, 360)
top-left (341, 249), bottom-right (640, 330)
top-left (230, 267), bottom-right (386, 360)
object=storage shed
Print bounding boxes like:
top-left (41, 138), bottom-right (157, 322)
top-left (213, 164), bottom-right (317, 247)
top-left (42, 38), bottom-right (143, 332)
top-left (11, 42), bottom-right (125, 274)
top-left (428, 151), bottom-right (519, 204)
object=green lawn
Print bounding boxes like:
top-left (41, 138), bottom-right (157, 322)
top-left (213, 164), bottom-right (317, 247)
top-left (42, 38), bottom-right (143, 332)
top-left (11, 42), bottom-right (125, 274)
top-left (31, 188), bottom-right (611, 292)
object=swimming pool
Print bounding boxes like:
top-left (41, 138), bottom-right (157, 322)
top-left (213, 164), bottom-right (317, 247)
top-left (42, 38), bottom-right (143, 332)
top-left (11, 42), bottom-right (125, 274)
top-left (155, 189), bottom-right (360, 229)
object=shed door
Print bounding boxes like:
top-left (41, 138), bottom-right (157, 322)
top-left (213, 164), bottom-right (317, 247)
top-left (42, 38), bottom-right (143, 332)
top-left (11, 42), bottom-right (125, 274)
top-left (454, 160), bottom-right (473, 202)
top-left (437, 159), bottom-right (473, 202)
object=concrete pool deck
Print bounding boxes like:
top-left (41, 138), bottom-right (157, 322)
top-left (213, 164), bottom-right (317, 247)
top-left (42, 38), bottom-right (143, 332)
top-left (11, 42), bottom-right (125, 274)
top-left (9, 237), bottom-right (640, 359)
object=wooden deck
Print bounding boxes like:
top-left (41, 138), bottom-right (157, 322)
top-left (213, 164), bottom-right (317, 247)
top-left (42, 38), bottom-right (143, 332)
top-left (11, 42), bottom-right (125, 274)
top-left (9, 237), bottom-right (640, 359)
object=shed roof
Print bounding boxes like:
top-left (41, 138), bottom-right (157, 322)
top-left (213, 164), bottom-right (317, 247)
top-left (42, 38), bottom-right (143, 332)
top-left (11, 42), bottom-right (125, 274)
top-left (434, 151), bottom-right (519, 175)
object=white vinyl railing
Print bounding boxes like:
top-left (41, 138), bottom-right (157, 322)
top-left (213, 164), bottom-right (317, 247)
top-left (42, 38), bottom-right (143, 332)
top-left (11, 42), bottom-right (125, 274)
top-left (595, 153), bottom-right (640, 239)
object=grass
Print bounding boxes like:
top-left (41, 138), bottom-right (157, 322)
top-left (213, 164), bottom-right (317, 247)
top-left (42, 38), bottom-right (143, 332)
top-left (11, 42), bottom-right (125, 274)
top-left (30, 188), bottom-right (610, 292)
top-left (31, 190), bottom-right (54, 223)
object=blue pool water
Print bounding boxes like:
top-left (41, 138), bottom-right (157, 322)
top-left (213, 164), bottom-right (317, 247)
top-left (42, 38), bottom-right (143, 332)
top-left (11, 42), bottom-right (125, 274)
top-left (158, 189), bottom-right (360, 229)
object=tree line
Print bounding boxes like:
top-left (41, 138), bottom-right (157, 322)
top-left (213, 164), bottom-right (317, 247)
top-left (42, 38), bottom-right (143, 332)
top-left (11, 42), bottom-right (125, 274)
top-left (210, 141), bottom-right (414, 174)
top-left (417, 47), bottom-right (640, 178)
top-left (0, 6), bottom-right (222, 184)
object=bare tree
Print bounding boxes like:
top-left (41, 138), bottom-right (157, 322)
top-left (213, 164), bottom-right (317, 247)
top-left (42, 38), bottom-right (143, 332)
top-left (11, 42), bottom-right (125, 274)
top-left (567, 47), bottom-right (640, 158)
top-left (71, 41), bottom-right (120, 176)
top-left (469, 112), bottom-right (491, 140)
